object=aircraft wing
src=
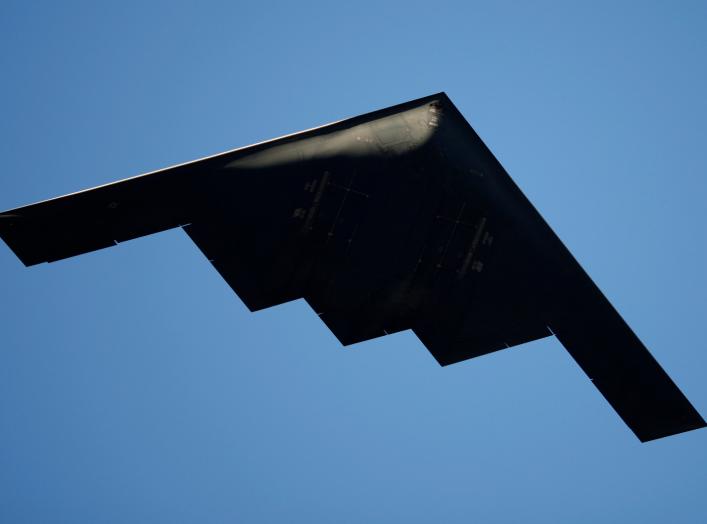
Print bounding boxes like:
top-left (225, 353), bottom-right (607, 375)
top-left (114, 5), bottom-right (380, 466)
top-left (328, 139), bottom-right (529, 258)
top-left (1, 93), bottom-right (704, 442)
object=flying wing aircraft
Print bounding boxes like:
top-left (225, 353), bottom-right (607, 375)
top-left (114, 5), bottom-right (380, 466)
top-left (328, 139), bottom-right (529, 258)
top-left (1, 93), bottom-right (703, 442)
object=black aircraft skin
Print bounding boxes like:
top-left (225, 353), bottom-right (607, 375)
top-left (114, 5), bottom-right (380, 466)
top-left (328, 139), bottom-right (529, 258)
top-left (0, 93), bottom-right (703, 442)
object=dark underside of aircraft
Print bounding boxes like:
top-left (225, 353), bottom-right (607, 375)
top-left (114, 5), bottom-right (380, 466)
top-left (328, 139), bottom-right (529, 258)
top-left (1, 93), bottom-right (704, 442)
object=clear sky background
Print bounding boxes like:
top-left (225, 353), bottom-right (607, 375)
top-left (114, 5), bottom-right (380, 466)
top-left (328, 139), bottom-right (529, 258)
top-left (1, 1), bottom-right (706, 522)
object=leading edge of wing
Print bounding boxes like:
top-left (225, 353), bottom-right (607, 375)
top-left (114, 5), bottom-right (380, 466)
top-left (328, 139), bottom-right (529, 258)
top-left (0, 93), bottom-right (449, 266)
top-left (0, 93), bottom-right (448, 214)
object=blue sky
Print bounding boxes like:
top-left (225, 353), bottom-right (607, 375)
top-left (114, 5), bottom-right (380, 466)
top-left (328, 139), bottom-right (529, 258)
top-left (1, 1), bottom-right (706, 522)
